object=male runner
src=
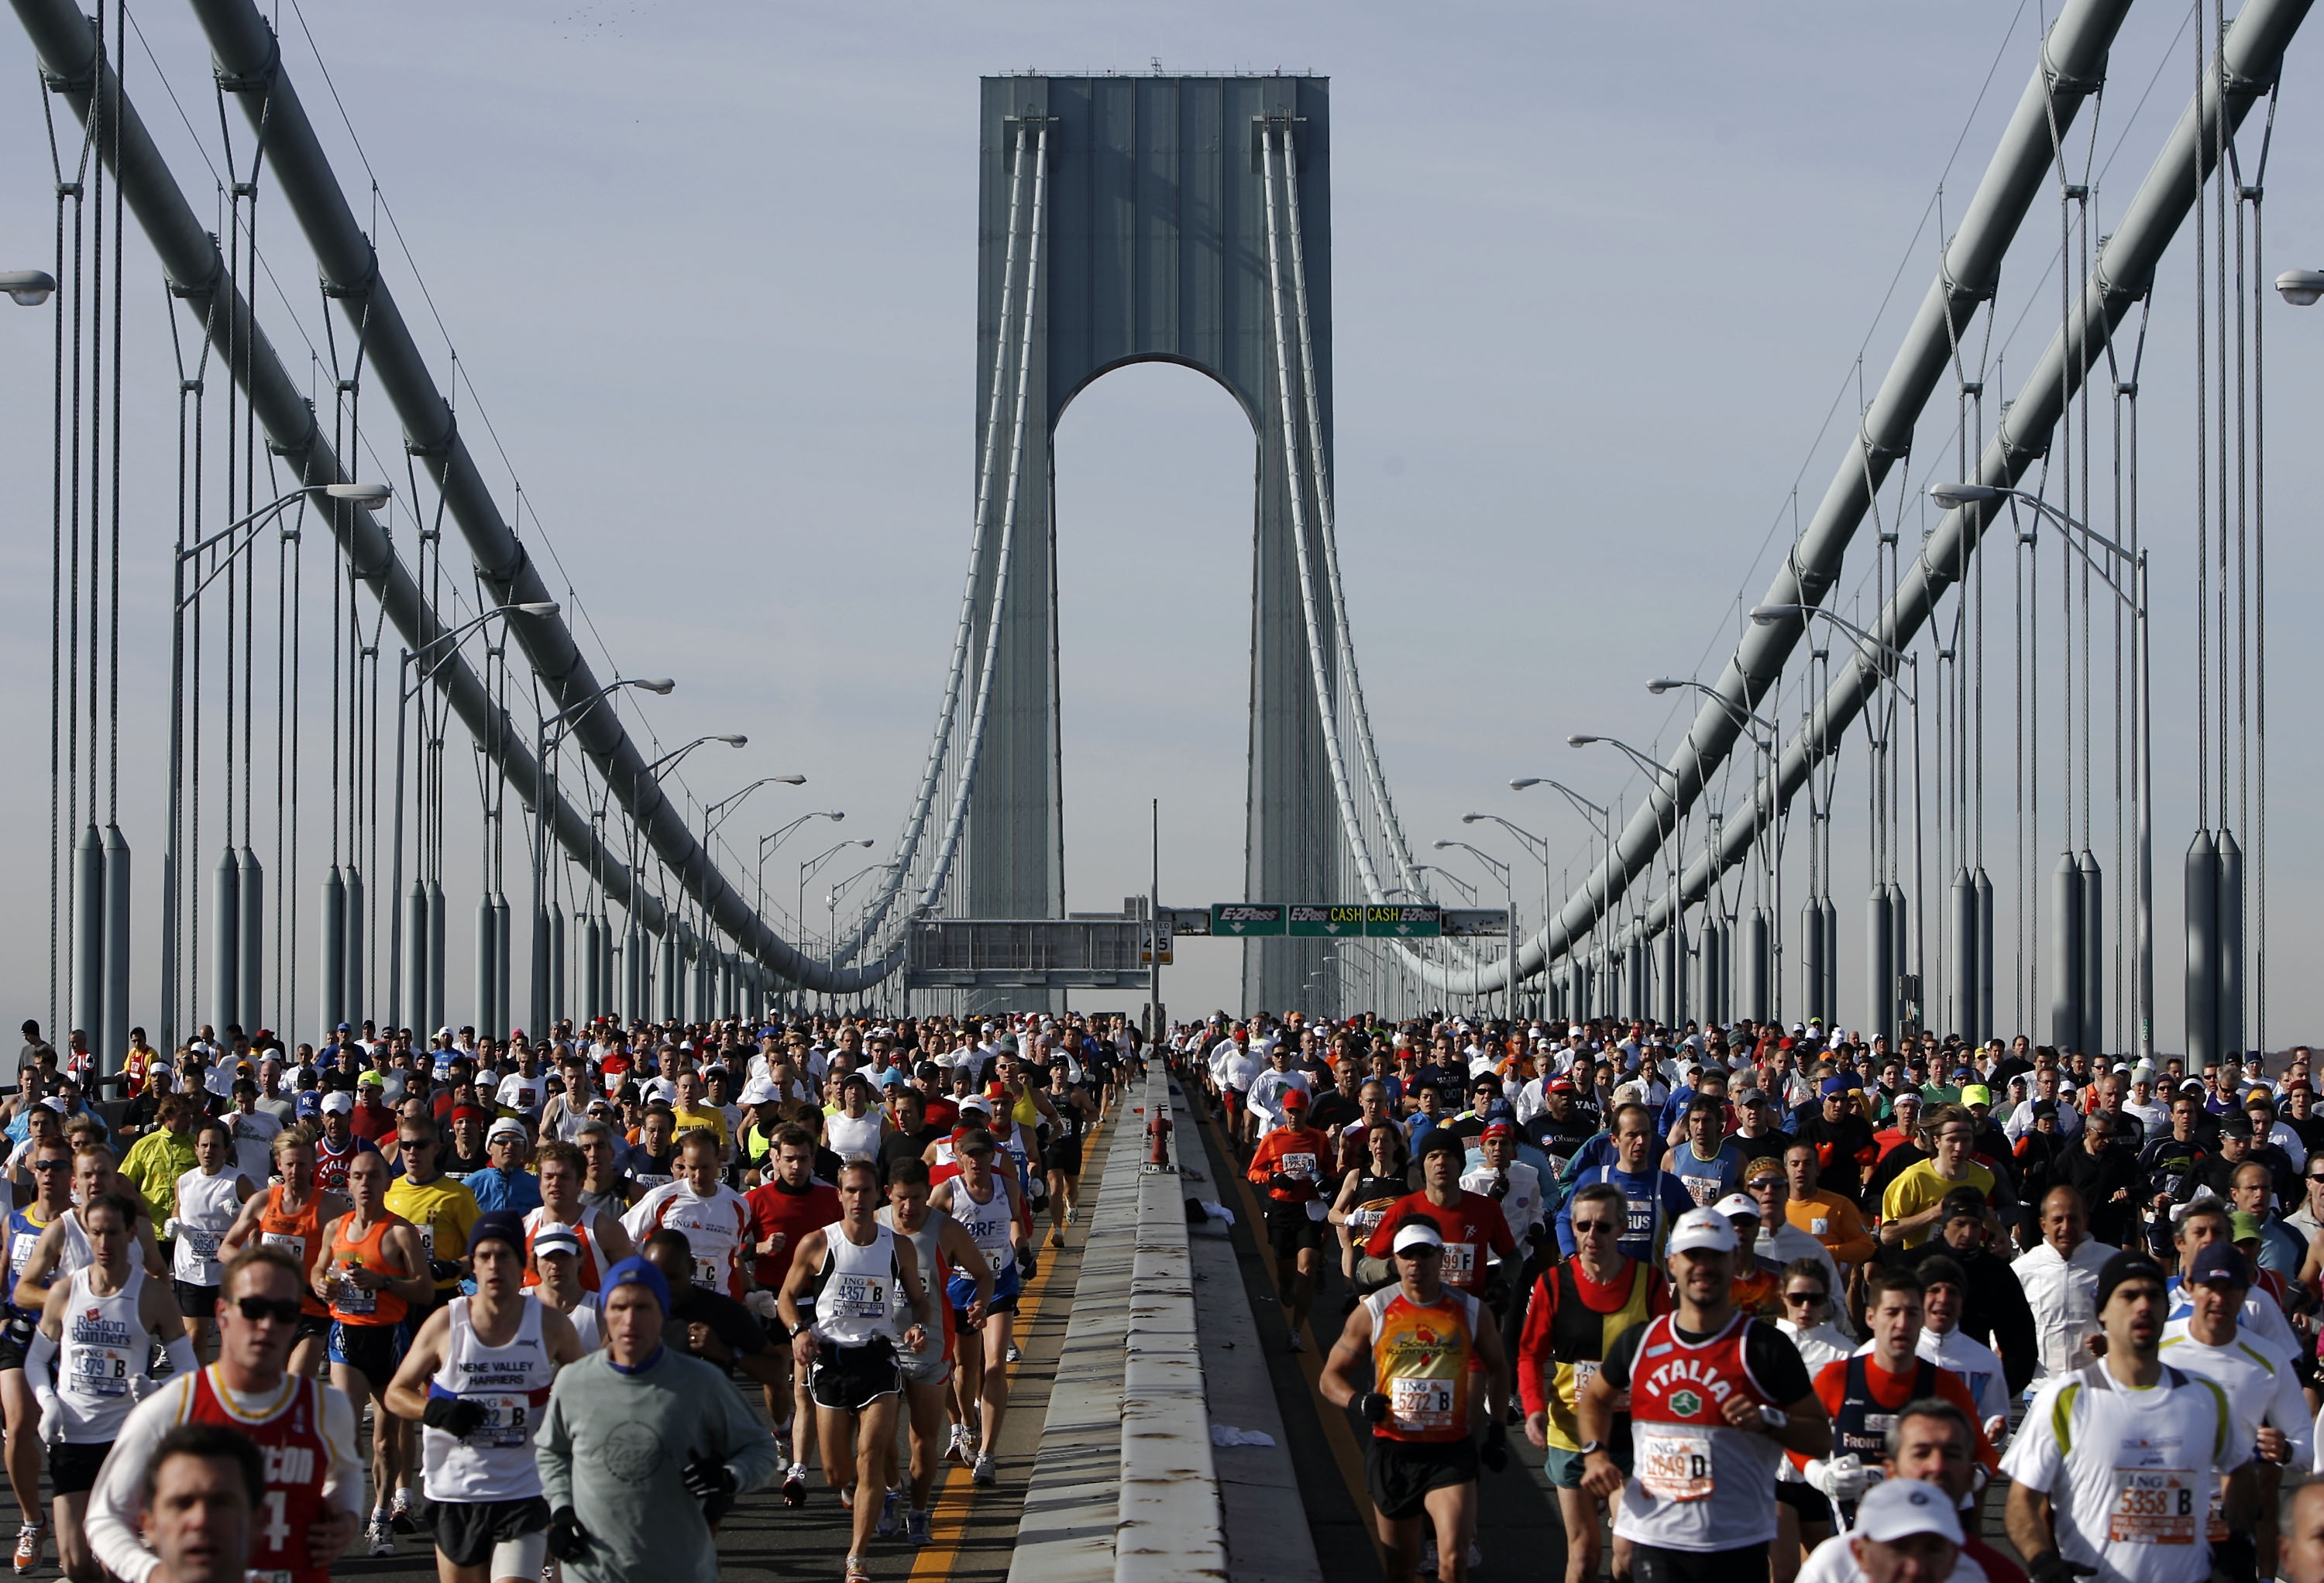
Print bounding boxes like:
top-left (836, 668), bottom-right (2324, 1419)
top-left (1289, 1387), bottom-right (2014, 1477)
top-left (878, 1159), bottom-right (991, 1546)
top-left (519, 1141), bottom-right (634, 1291)
top-left (778, 1161), bottom-right (932, 1582)
top-left (1320, 1217), bottom-right (1514, 1583)
top-left (26, 1192), bottom-right (191, 1583)
top-left (930, 1126), bottom-right (1025, 1486)
top-left (1578, 1207), bottom-right (1830, 1583)
top-left (2002, 1248), bottom-right (2254, 1583)
top-left (1518, 1181), bottom-right (1671, 1583)
top-left (216, 1134), bottom-right (346, 1382)
top-left (747, 1125), bottom-right (841, 1496)
top-left (311, 1151), bottom-right (432, 1555)
top-left (622, 1132), bottom-right (753, 1298)
top-left (2, 1135), bottom-right (72, 1572)
top-left (83, 1245), bottom-right (363, 1583)
top-left (526, 1228), bottom-right (603, 1351)
top-left (386, 1210), bottom-right (585, 1583)
top-left (1246, 1087), bottom-right (1332, 1350)
top-left (1362, 1131), bottom-right (1519, 1317)
top-left (1555, 1104), bottom-right (1696, 1267)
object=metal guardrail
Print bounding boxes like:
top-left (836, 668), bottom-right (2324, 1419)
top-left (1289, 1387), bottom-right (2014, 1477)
top-left (1114, 1068), bottom-right (1228, 1583)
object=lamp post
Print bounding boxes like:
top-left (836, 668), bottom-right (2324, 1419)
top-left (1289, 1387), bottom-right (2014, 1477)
top-left (800, 839), bottom-right (875, 953)
top-left (758, 812), bottom-right (844, 925)
top-left (0, 270), bottom-right (56, 306)
top-left (384, 599), bottom-right (559, 1037)
top-left (1568, 735), bottom-right (1686, 1026)
top-left (1511, 777), bottom-right (1615, 1021)
top-left (1645, 678), bottom-right (1784, 1024)
top-left (528, 676), bottom-right (676, 1033)
top-left (1435, 840), bottom-right (1515, 1021)
top-left (1927, 480), bottom-right (2154, 1062)
top-left (827, 861), bottom-right (899, 973)
top-left (1463, 813), bottom-right (1552, 1019)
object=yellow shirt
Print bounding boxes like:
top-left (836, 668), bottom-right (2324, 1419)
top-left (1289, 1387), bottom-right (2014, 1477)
top-left (1879, 1159), bottom-right (1996, 1248)
top-left (383, 1173), bottom-right (482, 1295)
top-left (672, 1104), bottom-right (731, 1151)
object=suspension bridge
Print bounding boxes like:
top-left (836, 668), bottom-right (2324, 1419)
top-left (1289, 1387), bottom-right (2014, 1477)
top-left (0, 0), bottom-right (2311, 1063)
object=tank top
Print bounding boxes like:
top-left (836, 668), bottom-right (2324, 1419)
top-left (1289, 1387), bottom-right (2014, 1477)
top-left (313, 1135), bottom-right (362, 1198)
top-left (631, 1149), bottom-right (676, 1191)
top-left (876, 1204), bottom-right (951, 1358)
top-left (1827, 1353), bottom-right (1939, 1522)
top-left (1342, 1172), bottom-right (1408, 1252)
top-left (827, 1110), bottom-right (882, 1165)
top-left (577, 1183), bottom-right (631, 1218)
top-left (185, 1368), bottom-right (333, 1583)
top-left (57, 1213), bottom-right (94, 1279)
top-left (520, 1206), bottom-right (611, 1292)
top-left (421, 1296), bottom-right (555, 1504)
top-left (257, 1186), bottom-right (329, 1317)
top-left (56, 1265), bottom-right (153, 1442)
top-left (3, 1207), bottom-right (55, 1322)
top-left (1616, 1312), bottom-right (1785, 1551)
top-left (810, 1220), bottom-right (903, 1348)
top-left (172, 1169), bottom-right (244, 1287)
top-left (1363, 1285), bottom-right (1480, 1444)
top-left (534, 1289), bottom-right (602, 1352)
top-left (949, 1174), bottom-right (1016, 1279)
top-left (325, 1214), bottom-right (412, 1327)
top-left (1545, 1259), bottom-right (1659, 1452)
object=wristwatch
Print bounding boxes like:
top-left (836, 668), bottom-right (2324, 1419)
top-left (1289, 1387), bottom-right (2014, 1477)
top-left (1758, 1407), bottom-right (1789, 1429)
top-left (1576, 1440), bottom-right (1605, 1457)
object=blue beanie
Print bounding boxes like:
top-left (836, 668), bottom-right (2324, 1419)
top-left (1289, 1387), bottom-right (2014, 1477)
top-left (603, 1255), bottom-right (671, 1314)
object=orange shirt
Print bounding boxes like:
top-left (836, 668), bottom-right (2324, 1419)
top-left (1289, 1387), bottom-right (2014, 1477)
top-left (1248, 1125), bottom-right (1332, 1204)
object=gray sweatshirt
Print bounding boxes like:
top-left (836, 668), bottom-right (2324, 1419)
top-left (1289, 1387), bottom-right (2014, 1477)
top-left (535, 1344), bottom-right (781, 1583)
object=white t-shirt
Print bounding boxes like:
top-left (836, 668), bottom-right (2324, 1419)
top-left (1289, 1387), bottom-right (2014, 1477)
top-left (1796, 1521), bottom-right (1990, 1583)
top-left (226, 1107), bottom-right (283, 1185)
top-left (496, 1072), bottom-right (548, 1118)
top-left (2157, 1320), bottom-right (2314, 1471)
top-left (1999, 1362), bottom-right (2247, 1583)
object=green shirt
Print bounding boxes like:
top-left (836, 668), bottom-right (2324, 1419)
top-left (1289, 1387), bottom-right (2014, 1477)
top-left (119, 1126), bottom-right (199, 1223)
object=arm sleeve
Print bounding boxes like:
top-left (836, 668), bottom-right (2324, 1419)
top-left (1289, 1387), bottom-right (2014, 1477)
top-left (1515, 1272), bottom-right (1556, 1416)
top-left (1741, 1320), bottom-right (1813, 1404)
top-left (1246, 1135), bottom-right (1280, 1187)
top-left (85, 1380), bottom-right (190, 1583)
top-left (536, 1376), bottom-right (575, 1511)
top-left (1827, 1200), bottom-right (1878, 1265)
top-left (2269, 1353), bottom-right (2315, 1471)
top-left (1596, 1324), bottom-right (1644, 1392)
top-left (1552, 1192), bottom-right (1578, 1259)
top-left (159, 1334), bottom-right (198, 1385)
top-left (320, 1382), bottom-right (363, 1515)
top-left (23, 1330), bottom-right (57, 1419)
top-left (1483, 1199), bottom-right (1517, 1259)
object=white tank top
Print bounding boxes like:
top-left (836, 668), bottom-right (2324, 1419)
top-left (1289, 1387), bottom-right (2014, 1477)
top-left (525, 1289), bottom-right (601, 1353)
top-left (810, 1220), bottom-right (901, 1348)
top-left (826, 1110), bottom-right (882, 1164)
top-left (951, 1175), bottom-right (1015, 1276)
top-left (172, 1169), bottom-right (243, 1286)
top-left (57, 1265), bottom-right (153, 1442)
top-left (421, 1296), bottom-right (555, 1503)
top-left (57, 1213), bottom-right (93, 1279)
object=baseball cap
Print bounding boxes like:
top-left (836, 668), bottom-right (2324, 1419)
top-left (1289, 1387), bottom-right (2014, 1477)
top-left (1851, 1477), bottom-right (1964, 1547)
top-left (1480, 1121), bottom-right (1513, 1141)
top-left (357, 1070), bottom-right (385, 1088)
top-left (2229, 1210), bottom-right (2268, 1244)
top-left (468, 1210), bottom-right (527, 1257)
top-left (603, 1255), bottom-right (671, 1314)
top-left (1819, 1075), bottom-right (1855, 1099)
top-left (2185, 1241), bottom-right (2250, 1287)
top-left (1666, 1207), bottom-right (1739, 1255)
top-left (1390, 1221), bottom-right (1445, 1255)
top-left (1958, 1084), bottom-right (1992, 1107)
top-left (740, 1077), bottom-right (779, 1107)
top-left (1711, 1192), bottom-right (1760, 1221)
top-left (531, 1228), bottom-right (581, 1259)
top-left (958, 1095), bottom-right (992, 1115)
top-left (1281, 1088), bottom-right (1310, 1111)
top-left (1544, 1077), bottom-right (1576, 1095)
top-left (319, 1090), bottom-right (354, 1116)
top-left (2094, 1249), bottom-right (2169, 1310)
top-left (2030, 1099), bottom-right (2058, 1118)
top-left (486, 1118), bottom-right (527, 1145)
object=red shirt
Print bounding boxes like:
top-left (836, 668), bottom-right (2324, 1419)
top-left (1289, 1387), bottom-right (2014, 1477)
top-left (1360, 1190), bottom-right (1516, 1296)
top-left (745, 1177), bottom-right (842, 1292)
top-left (923, 1096), bottom-right (960, 1133)
top-left (1248, 1125), bottom-right (1332, 1204)
top-left (187, 1368), bottom-right (332, 1583)
top-left (349, 1097), bottom-right (398, 1147)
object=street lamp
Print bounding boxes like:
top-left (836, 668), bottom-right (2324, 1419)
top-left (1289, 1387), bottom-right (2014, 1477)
top-left (1927, 479), bottom-right (2154, 1061)
top-left (825, 860), bottom-right (899, 967)
top-left (800, 839), bottom-right (875, 946)
top-left (701, 775), bottom-right (807, 846)
top-left (1, 270), bottom-right (55, 306)
top-left (1411, 864), bottom-right (1479, 905)
top-left (1435, 839), bottom-right (1515, 1020)
top-left (1513, 777), bottom-right (1618, 1022)
top-left (758, 812), bottom-right (844, 924)
top-left (1569, 735), bottom-right (1688, 1026)
top-left (528, 676), bottom-right (677, 1033)
top-left (1646, 678), bottom-right (1783, 1021)
top-left (2275, 269), bottom-right (2324, 306)
top-left (1464, 812), bottom-right (1555, 1020)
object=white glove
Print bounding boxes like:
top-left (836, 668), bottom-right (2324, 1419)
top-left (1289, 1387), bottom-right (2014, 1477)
top-left (35, 1395), bottom-right (60, 1446)
top-left (162, 1217), bottom-right (180, 1243)
top-left (744, 1290), bottom-right (777, 1320)
top-left (1807, 1453), bottom-right (1872, 1503)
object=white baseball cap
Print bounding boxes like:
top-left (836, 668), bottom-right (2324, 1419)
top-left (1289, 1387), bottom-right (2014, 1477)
top-left (318, 1091), bottom-right (354, 1116)
top-left (740, 1077), bottom-right (779, 1107)
top-left (1391, 1221), bottom-right (1446, 1255)
top-left (1850, 1477), bottom-right (1963, 1546)
top-left (486, 1118), bottom-right (527, 1144)
top-left (1666, 1207), bottom-right (1739, 1256)
top-left (1711, 1192), bottom-right (1761, 1221)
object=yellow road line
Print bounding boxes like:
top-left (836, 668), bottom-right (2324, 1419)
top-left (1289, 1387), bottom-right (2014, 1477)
top-left (909, 1109), bottom-right (1106, 1581)
top-left (1198, 1104), bottom-right (1387, 1571)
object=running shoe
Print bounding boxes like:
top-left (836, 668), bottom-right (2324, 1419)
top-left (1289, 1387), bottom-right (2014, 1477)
top-left (971, 1451), bottom-right (996, 1486)
top-left (366, 1518), bottom-right (395, 1558)
top-left (389, 1488), bottom-right (416, 1533)
top-left (1049, 1230), bottom-right (1064, 1248)
top-left (782, 1464), bottom-right (808, 1509)
top-left (13, 1521), bottom-right (42, 1575)
top-left (774, 1430), bottom-right (793, 1468)
top-left (845, 1556), bottom-right (871, 1583)
top-left (906, 1509), bottom-right (933, 1547)
top-left (1005, 1343), bottom-right (1023, 1364)
top-left (1286, 1332), bottom-right (1305, 1354)
top-left (946, 1423), bottom-right (969, 1463)
top-left (1470, 1538), bottom-right (1485, 1571)
top-left (838, 1483), bottom-right (854, 1511)
top-left (1066, 1207), bottom-right (1078, 1226)
top-left (876, 1487), bottom-right (902, 1538)
top-left (1420, 1533), bottom-right (1439, 1575)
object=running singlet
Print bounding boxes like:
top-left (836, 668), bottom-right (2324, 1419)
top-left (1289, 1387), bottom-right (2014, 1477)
top-left (1363, 1285), bottom-right (1481, 1445)
top-left (185, 1369), bottom-right (335, 1583)
top-left (1342, 1173), bottom-right (1408, 1254)
top-left (3, 1206), bottom-right (55, 1326)
top-left (256, 1186), bottom-right (328, 1319)
top-left (1614, 1312), bottom-right (1787, 1553)
top-left (420, 1296), bottom-right (556, 1505)
top-left (1829, 1355), bottom-right (1940, 1519)
top-left (312, 1135), bottom-right (366, 1198)
top-left (623, 1183), bottom-right (752, 1298)
top-left (172, 1169), bottom-right (242, 1289)
top-left (325, 1215), bottom-right (411, 1327)
top-left (1532, 1259), bottom-right (1662, 1454)
top-left (55, 1265), bottom-right (154, 1443)
top-left (520, 1206), bottom-right (613, 1292)
top-left (808, 1221), bottom-right (903, 1348)
top-left (877, 1207), bottom-right (956, 1369)
top-left (945, 1173), bottom-right (1019, 1308)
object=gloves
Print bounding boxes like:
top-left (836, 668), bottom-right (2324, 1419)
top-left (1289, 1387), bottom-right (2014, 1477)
top-left (428, 1259), bottom-right (462, 1284)
top-left (682, 1455), bottom-right (739, 1524)
top-left (1268, 1173), bottom-right (1302, 1193)
top-left (2026, 1553), bottom-right (2097, 1583)
top-left (545, 1508), bottom-right (590, 1561)
top-left (421, 1396), bottom-right (490, 1439)
top-left (162, 1217), bottom-right (180, 1242)
top-left (1479, 1420), bottom-right (1510, 1472)
top-left (1359, 1391), bottom-right (1391, 1423)
top-left (1017, 1248), bottom-right (1039, 1283)
top-left (1807, 1453), bottom-right (1872, 1503)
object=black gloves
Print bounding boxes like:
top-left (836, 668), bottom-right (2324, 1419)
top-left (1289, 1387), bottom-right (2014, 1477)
top-left (1269, 1173), bottom-right (1302, 1193)
top-left (428, 1259), bottom-right (462, 1284)
top-left (1359, 1391), bottom-right (1391, 1423)
top-left (421, 1396), bottom-right (489, 1439)
top-left (683, 1455), bottom-right (739, 1524)
top-left (2027, 1553), bottom-right (2096, 1583)
top-left (545, 1508), bottom-right (589, 1560)
top-left (1480, 1420), bottom-right (1510, 1472)
top-left (1017, 1247), bottom-right (1039, 1283)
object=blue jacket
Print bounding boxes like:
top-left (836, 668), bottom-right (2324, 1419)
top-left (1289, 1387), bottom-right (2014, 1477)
top-left (466, 1166), bottom-right (543, 1214)
top-left (1553, 1162), bottom-right (1696, 1265)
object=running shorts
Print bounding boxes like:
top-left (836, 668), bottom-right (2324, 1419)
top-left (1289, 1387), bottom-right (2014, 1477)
top-left (328, 1320), bottom-right (409, 1393)
top-left (1630, 1543), bottom-right (1773, 1583)
top-left (174, 1279), bottom-right (221, 1320)
top-left (1363, 1434), bottom-right (1478, 1523)
top-left (809, 1337), bottom-right (902, 1411)
top-left (1266, 1202), bottom-right (1325, 1258)
top-left (48, 1440), bottom-right (112, 1497)
top-left (432, 1495), bottom-right (551, 1571)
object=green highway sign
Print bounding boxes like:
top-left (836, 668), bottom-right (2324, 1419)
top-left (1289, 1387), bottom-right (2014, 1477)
top-left (1289, 905), bottom-right (1368, 938)
top-left (1364, 905), bottom-right (1442, 939)
top-left (1210, 904), bottom-right (1287, 937)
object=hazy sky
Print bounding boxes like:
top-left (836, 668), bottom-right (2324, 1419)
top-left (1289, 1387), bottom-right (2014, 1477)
top-left (3, 0), bottom-right (2322, 1048)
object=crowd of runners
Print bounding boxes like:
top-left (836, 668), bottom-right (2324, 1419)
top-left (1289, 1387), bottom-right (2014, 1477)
top-left (0, 1009), bottom-right (1140, 1583)
top-left (1177, 1010), bottom-right (2324, 1583)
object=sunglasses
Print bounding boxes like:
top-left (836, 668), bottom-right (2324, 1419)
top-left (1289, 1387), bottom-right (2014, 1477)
top-left (234, 1295), bottom-right (303, 1324)
top-left (1393, 1245), bottom-right (1442, 1260)
top-left (27, 1161), bottom-right (67, 1173)
top-left (1783, 1289), bottom-right (1830, 1306)
top-left (1571, 1220), bottom-right (1622, 1236)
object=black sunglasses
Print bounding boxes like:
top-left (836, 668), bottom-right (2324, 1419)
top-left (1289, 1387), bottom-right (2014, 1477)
top-left (234, 1295), bottom-right (303, 1324)
top-left (1783, 1289), bottom-right (1830, 1305)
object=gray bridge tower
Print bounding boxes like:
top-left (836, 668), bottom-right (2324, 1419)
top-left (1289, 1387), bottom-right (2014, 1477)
top-left (967, 73), bottom-right (1344, 1013)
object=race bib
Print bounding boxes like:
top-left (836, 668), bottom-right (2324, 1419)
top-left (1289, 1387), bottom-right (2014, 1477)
top-left (1680, 1174), bottom-right (1721, 1208)
top-left (1282, 1152), bottom-right (1318, 1182)
top-left (470, 1392), bottom-right (533, 1449)
top-left (180, 1228), bottom-right (220, 1261)
top-left (1810, 1217), bottom-right (1831, 1236)
top-left (829, 1274), bottom-right (887, 1318)
top-left (1572, 1359), bottom-right (1600, 1398)
top-left (1624, 1195), bottom-right (1655, 1241)
top-left (1637, 1428), bottom-right (1714, 1502)
top-left (68, 1348), bottom-right (132, 1397)
top-left (691, 1255), bottom-right (720, 1291)
top-left (415, 1223), bottom-right (437, 1259)
top-left (1390, 1375), bottom-right (1456, 1432)
top-left (260, 1231), bottom-right (304, 1264)
top-left (334, 1274), bottom-right (376, 1316)
top-left (1441, 1242), bottom-right (1476, 1279)
top-left (984, 1247), bottom-right (1009, 1274)
top-left (2109, 1467), bottom-right (2199, 1544)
